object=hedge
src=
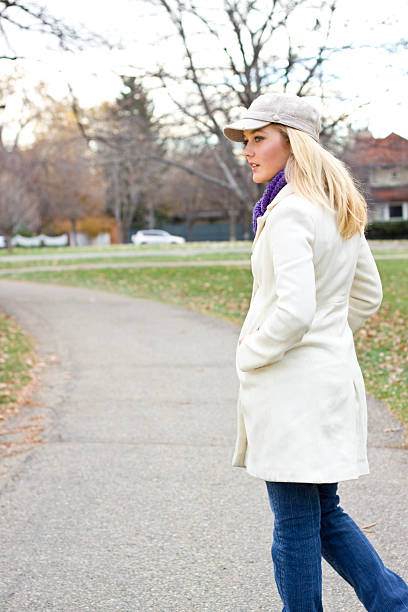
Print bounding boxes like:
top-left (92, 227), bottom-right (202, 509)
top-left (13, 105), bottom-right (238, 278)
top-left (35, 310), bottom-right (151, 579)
top-left (366, 221), bottom-right (408, 239)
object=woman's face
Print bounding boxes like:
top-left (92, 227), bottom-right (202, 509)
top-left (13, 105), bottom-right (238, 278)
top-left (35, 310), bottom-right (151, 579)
top-left (242, 125), bottom-right (291, 183)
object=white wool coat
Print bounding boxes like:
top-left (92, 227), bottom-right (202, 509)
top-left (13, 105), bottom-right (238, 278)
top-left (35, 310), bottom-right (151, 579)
top-left (234, 184), bottom-right (383, 483)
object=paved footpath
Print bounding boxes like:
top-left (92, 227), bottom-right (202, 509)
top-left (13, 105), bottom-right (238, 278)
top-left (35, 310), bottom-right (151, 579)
top-left (0, 280), bottom-right (407, 611)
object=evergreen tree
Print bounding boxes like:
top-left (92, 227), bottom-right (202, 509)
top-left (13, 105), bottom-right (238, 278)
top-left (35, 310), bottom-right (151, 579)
top-left (102, 77), bottom-right (164, 242)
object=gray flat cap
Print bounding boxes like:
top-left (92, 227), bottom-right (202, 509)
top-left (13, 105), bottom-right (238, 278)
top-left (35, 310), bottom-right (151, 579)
top-left (223, 93), bottom-right (321, 142)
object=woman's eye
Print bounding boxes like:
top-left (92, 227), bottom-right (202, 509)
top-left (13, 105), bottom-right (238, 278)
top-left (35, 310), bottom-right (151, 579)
top-left (242, 140), bottom-right (248, 148)
top-left (254, 136), bottom-right (264, 142)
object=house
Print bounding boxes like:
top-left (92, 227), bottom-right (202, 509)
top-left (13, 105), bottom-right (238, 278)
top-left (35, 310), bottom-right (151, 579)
top-left (344, 131), bottom-right (408, 222)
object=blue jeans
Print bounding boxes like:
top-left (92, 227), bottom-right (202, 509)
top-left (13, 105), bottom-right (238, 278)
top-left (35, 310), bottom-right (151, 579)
top-left (266, 481), bottom-right (408, 611)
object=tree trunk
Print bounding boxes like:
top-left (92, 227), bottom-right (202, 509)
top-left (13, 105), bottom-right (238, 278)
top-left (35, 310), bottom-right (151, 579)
top-left (187, 217), bottom-right (195, 242)
top-left (145, 203), bottom-right (155, 229)
top-left (71, 218), bottom-right (77, 247)
top-left (228, 210), bottom-right (237, 242)
top-left (115, 219), bottom-right (124, 244)
top-left (243, 205), bottom-right (252, 241)
top-left (6, 233), bottom-right (13, 253)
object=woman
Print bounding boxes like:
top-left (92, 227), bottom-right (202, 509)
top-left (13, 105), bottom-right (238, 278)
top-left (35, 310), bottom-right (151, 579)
top-left (223, 93), bottom-right (408, 611)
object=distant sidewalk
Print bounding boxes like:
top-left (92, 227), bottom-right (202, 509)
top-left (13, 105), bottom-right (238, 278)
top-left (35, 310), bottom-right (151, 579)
top-left (0, 245), bottom-right (251, 264)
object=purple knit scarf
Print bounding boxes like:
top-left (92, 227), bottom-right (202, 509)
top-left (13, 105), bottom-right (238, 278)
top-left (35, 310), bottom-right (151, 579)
top-left (252, 169), bottom-right (287, 234)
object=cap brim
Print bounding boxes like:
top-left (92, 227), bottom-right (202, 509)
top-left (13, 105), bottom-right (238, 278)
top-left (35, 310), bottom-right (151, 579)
top-left (223, 118), bottom-right (271, 142)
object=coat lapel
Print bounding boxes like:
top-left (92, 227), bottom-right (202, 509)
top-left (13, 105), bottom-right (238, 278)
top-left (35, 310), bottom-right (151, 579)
top-left (252, 184), bottom-right (295, 252)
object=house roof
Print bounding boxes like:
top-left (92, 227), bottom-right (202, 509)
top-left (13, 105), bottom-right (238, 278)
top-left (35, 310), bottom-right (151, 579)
top-left (372, 186), bottom-right (408, 202)
top-left (350, 132), bottom-right (408, 166)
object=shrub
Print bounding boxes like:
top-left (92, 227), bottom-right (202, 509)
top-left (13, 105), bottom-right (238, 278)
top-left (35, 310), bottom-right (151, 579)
top-left (366, 221), bottom-right (408, 239)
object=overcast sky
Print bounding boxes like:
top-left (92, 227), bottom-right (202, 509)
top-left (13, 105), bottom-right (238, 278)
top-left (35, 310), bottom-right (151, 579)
top-left (1, 0), bottom-right (407, 143)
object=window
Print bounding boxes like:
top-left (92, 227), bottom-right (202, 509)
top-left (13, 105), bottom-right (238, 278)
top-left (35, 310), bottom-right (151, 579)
top-left (389, 205), bottom-right (403, 219)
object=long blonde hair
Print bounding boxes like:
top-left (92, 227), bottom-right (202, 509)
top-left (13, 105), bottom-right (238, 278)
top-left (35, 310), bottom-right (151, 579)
top-left (275, 125), bottom-right (367, 239)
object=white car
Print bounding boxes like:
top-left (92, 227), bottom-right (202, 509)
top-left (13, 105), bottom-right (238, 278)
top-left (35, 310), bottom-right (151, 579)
top-left (131, 229), bottom-right (185, 245)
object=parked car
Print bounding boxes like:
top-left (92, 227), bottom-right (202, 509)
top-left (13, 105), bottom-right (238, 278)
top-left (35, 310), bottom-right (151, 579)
top-left (131, 229), bottom-right (185, 245)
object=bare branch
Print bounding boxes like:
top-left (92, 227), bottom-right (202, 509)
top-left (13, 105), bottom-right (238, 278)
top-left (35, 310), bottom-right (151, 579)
top-left (148, 154), bottom-right (232, 190)
top-left (157, 0), bottom-right (223, 137)
top-left (0, 0), bottom-right (108, 59)
top-left (297, 2), bottom-right (336, 96)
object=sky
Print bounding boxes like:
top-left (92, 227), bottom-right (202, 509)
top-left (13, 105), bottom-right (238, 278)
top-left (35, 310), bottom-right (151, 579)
top-left (1, 0), bottom-right (407, 144)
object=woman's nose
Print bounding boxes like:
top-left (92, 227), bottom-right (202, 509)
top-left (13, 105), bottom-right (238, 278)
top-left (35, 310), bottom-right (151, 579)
top-left (243, 144), bottom-right (252, 157)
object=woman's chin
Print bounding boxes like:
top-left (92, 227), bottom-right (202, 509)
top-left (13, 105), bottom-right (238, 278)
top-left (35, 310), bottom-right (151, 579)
top-left (253, 174), bottom-right (269, 184)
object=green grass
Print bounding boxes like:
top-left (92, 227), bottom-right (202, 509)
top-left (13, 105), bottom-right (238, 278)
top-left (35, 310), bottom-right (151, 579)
top-left (353, 259), bottom-right (408, 432)
top-left (0, 310), bottom-right (35, 418)
top-left (371, 250), bottom-right (408, 256)
top-left (2, 255), bottom-right (407, 439)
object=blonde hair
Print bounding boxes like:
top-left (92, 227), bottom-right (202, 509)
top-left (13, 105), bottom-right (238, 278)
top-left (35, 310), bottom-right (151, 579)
top-left (274, 125), bottom-right (367, 239)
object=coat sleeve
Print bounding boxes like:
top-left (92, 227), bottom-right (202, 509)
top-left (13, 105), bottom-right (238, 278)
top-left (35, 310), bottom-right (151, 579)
top-left (347, 233), bottom-right (383, 334)
top-left (237, 201), bottom-right (316, 372)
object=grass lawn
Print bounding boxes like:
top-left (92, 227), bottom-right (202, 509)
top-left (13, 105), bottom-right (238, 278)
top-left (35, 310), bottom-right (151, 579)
top-left (0, 310), bottom-right (36, 419)
top-left (371, 249), bottom-right (408, 256)
top-left (354, 259), bottom-right (408, 432)
top-left (2, 256), bottom-right (407, 438)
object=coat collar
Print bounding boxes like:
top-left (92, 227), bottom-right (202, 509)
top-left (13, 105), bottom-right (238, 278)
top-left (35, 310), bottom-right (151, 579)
top-left (251, 183), bottom-right (295, 251)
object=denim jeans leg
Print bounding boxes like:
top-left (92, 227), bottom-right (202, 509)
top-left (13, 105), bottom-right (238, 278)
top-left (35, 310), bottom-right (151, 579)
top-left (319, 483), bottom-right (408, 611)
top-left (266, 481), bottom-right (323, 612)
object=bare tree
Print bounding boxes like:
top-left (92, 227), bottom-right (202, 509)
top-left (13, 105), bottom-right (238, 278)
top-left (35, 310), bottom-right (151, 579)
top-left (0, 0), bottom-right (106, 60)
top-left (16, 95), bottom-right (105, 243)
top-left (0, 146), bottom-right (39, 251)
top-left (158, 147), bottom-right (244, 240)
top-left (158, 164), bottom-right (216, 241)
top-left (27, 135), bottom-right (104, 244)
top-left (0, 82), bottom-right (104, 250)
top-left (130, 0), bottom-right (364, 238)
top-left (80, 77), bottom-right (165, 242)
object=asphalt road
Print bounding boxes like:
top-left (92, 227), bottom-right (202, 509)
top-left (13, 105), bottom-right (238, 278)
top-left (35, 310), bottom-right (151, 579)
top-left (0, 280), bottom-right (407, 611)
